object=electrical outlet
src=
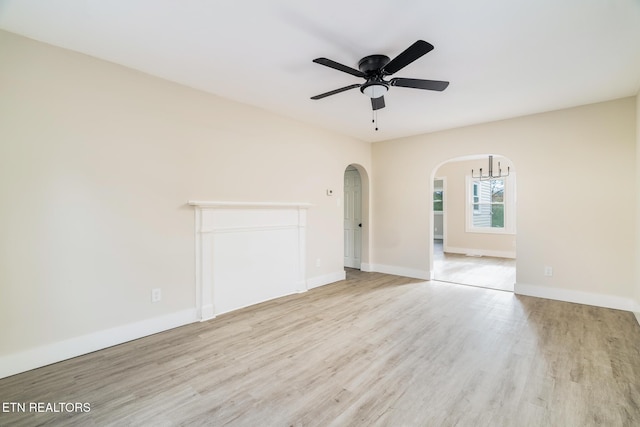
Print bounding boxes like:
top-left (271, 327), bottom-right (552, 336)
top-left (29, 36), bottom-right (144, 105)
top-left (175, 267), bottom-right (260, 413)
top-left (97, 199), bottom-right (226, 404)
top-left (151, 288), bottom-right (162, 303)
top-left (544, 266), bottom-right (553, 277)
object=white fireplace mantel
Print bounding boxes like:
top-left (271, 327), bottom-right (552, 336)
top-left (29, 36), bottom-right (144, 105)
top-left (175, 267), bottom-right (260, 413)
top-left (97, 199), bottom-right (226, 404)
top-left (188, 201), bottom-right (310, 321)
top-left (188, 201), bottom-right (312, 209)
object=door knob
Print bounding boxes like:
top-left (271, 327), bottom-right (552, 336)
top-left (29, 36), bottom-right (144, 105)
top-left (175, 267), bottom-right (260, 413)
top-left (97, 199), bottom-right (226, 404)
top-left (359, 223), bottom-right (362, 227)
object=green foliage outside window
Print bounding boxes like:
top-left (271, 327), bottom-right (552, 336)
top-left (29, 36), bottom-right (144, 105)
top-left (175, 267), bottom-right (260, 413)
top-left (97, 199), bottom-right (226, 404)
top-left (433, 190), bottom-right (443, 212)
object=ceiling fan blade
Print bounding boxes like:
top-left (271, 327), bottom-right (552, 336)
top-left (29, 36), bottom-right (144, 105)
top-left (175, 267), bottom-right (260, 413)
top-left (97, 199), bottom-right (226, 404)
top-left (382, 40), bottom-right (434, 75)
top-left (313, 58), bottom-right (366, 78)
top-left (311, 84), bottom-right (362, 100)
top-left (371, 96), bottom-right (385, 111)
top-left (390, 78), bottom-right (449, 91)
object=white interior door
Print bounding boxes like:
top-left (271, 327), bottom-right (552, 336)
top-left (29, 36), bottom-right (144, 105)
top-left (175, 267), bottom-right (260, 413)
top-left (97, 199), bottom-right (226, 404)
top-left (344, 168), bottom-right (362, 269)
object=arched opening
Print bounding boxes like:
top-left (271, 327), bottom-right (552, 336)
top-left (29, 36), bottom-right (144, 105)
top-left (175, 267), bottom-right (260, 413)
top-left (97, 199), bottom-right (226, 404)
top-left (430, 154), bottom-right (516, 291)
top-left (343, 164), bottom-right (370, 271)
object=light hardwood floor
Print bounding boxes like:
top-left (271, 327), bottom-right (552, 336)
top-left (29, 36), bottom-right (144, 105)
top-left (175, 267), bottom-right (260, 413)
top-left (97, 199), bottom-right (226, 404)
top-left (1, 270), bottom-right (640, 426)
top-left (433, 240), bottom-right (516, 292)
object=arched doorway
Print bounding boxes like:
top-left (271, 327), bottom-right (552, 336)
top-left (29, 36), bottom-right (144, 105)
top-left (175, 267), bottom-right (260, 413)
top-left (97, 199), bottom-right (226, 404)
top-left (431, 154), bottom-right (516, 291)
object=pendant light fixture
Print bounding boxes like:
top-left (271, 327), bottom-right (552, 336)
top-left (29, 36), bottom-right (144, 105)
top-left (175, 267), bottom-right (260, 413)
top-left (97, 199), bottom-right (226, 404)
top-left (471, 155), bottom-right (510, 181)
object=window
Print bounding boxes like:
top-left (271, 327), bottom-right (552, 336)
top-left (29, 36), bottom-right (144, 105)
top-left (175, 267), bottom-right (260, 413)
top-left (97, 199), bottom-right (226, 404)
top-left (466, 175), bottom-right (514, 234)
top-left (433, 190), bottom-right (443, 212)
top-left (472, 182), bottom-right (480, 212)
top-left (433, 179), bottom-right (444, 212)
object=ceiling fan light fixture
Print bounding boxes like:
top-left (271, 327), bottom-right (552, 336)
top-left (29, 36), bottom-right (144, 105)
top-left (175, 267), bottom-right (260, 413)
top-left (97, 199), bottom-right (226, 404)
top-left (361, 82), bottom-right (388, 99)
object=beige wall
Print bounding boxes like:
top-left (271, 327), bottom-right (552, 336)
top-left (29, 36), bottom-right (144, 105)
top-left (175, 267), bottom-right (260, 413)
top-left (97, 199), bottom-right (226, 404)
top-left (636, 91), bottom-right (640, 316)
top-left (435, 157), bottom-right (516, 257)
top-left (0, 31), bottom-right (371, 356)
top-left (372, 97), bottom-right (637, 302)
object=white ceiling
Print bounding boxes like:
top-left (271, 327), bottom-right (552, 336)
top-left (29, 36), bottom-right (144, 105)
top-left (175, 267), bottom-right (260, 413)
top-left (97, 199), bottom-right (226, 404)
top-left (1, 0), bottom-right (639, 143)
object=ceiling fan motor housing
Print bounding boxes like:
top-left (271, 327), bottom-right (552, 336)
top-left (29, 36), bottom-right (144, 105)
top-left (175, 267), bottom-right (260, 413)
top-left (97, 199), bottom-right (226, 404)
top-left (358, 55), bottom-right (390, 98)
top-left (358, 54), bottom-right (390, 74)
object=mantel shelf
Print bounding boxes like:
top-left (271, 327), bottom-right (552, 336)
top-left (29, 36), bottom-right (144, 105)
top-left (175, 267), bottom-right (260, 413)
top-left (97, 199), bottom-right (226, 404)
top-left (188, 201), bottom-right (311, 209)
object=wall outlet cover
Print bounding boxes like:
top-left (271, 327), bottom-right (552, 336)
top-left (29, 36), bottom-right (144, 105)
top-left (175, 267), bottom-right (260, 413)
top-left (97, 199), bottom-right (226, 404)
top-left (151, 288), bottom-right (162, 303)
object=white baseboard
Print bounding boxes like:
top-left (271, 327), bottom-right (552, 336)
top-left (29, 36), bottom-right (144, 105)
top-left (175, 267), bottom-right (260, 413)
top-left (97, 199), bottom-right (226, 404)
top-left (0, 308), bottom-right (197, 380)
top-left (515, 283), bottom-right (640, 312)
top-left (360, 263), bottom-right (372, 272)
top-left (368, 264), bottom-right (430, 281)
top-left (307, 271), bottom-right (346, 289)
top-left (444, 245), bottom-right (516, 259)
top-left (201, 304), bottom-right (215, 322)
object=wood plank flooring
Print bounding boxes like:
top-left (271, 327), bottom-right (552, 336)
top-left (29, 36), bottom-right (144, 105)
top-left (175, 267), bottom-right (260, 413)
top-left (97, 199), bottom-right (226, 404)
top-left (433, 240), bottom-right (516, 292)
top-left (1, 270), bottom-right (640, 426)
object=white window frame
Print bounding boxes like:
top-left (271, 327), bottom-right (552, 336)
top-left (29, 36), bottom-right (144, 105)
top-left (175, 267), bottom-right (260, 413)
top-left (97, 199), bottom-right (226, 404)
top-left (472, 182), bottom-right (480, 213)
top-left (465, 173), bottom-right (515, 235)
top-left (433, 188), bottom-right (444, 213)
top-left (433, 176), bottom-right (447, 241)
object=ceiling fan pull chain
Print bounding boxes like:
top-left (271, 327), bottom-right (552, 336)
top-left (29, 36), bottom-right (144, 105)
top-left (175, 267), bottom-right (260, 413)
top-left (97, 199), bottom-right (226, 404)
top-left (375, 110), bottom-right (379, 131)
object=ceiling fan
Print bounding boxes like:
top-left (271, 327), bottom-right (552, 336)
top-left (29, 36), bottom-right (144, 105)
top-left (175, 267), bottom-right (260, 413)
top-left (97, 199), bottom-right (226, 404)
top-left (310, 40), bottom-right (449, 112)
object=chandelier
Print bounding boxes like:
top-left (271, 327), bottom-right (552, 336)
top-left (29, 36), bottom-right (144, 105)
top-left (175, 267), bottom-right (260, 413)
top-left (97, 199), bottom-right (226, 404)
top-left (471, 155), bottom-right (510, 181)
